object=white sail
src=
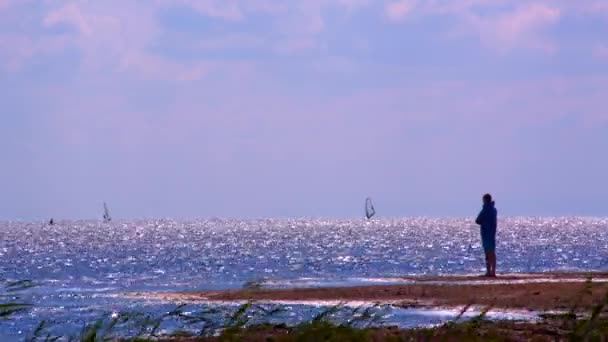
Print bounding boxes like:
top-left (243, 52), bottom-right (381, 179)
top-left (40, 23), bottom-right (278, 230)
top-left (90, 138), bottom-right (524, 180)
top-left (103, 202), bottom-right (112, 222)
top-left (365, 197), bottom-right (376, 219)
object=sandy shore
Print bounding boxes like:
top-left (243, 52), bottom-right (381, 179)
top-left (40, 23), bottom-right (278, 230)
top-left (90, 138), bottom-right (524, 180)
top-left (129, 272), bottom-right (608, 311)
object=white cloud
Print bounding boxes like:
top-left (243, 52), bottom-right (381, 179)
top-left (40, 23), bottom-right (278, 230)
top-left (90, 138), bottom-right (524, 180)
top-left (0, 0), bottom-right (603, 75)
top-left (465, 3), bottom-right (561, 53)
top-left (380, 0), bottom-right (564, 52)
top-left (157, 0), bottom-right (244, 21)
top-left (594, 44), bottom-right (608, 60)
top-left (385, 0), bottom-right (416, 22)
top-left (38, 1), bottom-right (211, 81)
top-left (119, 50), bottom-right (211, 81)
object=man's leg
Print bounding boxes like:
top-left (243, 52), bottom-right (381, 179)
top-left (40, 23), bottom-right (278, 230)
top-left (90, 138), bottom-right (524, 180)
top-left (484, 251), bottom-right (492, 276)
top-left (489, 232), bottom-right (496, 276)
top-left (489, 251), bottom-right (496, 276)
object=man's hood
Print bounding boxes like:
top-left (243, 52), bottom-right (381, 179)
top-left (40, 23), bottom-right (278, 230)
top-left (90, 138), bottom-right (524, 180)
top-left (483, 201), bottom-right (496, 208)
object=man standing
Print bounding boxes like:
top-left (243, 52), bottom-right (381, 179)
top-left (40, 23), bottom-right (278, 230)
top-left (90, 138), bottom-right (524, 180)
top-left (476, 194), bottom-right (497, 277)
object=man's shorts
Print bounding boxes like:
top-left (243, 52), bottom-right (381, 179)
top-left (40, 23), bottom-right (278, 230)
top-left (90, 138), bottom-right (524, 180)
top-left (481, 229), bottom-right (496, 252)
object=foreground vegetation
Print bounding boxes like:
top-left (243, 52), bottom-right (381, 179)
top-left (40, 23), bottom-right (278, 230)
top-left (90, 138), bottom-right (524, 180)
top-left (3, 276), bottom-right (608, 341)
top-left (153, 294), bottom-right (608, 342)
top-left (156, 315), bottom-right (608, 341)
top-left (21, 298), bottom-right (608, 341)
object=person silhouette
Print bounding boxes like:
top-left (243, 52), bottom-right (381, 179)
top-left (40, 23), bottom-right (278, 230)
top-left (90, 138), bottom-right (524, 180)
top-left (475, 193), bottom-right (497, 277)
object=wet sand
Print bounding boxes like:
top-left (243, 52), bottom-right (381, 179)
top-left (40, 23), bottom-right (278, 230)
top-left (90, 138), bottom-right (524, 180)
top-left (131, 272), bottom-right (608, 311)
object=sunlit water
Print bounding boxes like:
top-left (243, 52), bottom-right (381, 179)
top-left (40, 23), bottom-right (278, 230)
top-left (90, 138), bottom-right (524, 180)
top-left (1, 218), bottom-right (607, 339)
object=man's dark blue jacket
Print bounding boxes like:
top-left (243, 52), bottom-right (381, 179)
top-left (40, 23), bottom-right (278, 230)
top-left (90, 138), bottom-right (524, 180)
top-left (476, 201), bottom-right (497, 234)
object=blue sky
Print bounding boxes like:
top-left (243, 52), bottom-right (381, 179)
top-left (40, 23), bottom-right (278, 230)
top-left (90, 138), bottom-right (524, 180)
top-left (1, 0), bottom-right (607, 219)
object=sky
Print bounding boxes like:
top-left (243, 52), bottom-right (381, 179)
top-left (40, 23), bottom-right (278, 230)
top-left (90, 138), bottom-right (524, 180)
top-left (1, 0), bottom-right (607, 220)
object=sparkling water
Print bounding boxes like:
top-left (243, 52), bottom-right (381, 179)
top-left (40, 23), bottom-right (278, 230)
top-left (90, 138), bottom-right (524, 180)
top-left (1, 217), bottom-right (607, 339)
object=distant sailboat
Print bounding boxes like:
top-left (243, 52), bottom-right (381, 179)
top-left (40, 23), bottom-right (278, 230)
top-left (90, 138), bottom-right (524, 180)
top-left (103, 202), bottom-right (112, 223)
top-left (365, 197), bottom-right (376, 219)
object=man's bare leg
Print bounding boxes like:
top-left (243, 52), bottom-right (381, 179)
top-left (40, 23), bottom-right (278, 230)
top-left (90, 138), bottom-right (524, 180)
top-left (484, 251), bottom-right (492, 276)
top-left (486, 252), bottom-right (496, 277)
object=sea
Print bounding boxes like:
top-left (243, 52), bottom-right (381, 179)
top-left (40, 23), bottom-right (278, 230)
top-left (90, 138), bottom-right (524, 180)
top-left (1, 217), bottom-right (607, 340)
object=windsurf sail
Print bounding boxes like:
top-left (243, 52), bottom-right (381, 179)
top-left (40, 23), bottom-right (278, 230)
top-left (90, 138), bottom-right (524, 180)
top-left (365, 197), bottom-right (376, 219)
top-left (103, 202), bottom-right (112, 222)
